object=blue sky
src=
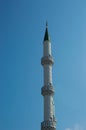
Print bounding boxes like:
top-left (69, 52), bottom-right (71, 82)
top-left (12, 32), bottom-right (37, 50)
top-left (0, 0), bottom-right (86, 130)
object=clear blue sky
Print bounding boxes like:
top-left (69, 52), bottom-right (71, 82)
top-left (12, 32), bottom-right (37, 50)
top-left (0, 0), bottom-right (86, 130)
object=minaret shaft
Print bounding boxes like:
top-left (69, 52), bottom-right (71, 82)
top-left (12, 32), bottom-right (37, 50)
top-left (44, 95), bottom-right (54, 120)
top-left (43, 41), bottom-right (51, 56)
top-left (41, 24), bottom-right (56, 130)
top-left (44, 65), bottom-right (52, 85)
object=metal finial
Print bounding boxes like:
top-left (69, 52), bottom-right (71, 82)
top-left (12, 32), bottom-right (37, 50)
top-left (46, 21), bottom-right (48, 28)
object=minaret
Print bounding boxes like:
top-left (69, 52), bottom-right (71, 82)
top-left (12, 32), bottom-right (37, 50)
top-left (41, 23), bottom-right (57, 130)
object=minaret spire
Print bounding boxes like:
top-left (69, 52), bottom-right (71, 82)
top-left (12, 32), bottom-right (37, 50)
top-left (44, 22), bottom-right (50, 42)
top-left (41, 24), bottom-right (57, 130)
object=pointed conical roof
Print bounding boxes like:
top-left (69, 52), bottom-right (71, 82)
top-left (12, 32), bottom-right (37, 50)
top-left (44, 22), bottom-right (50, 41)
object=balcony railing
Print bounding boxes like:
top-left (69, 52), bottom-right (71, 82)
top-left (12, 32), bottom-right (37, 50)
top-left (41, 84), bottom-right (54, 96)
top-left (41, 55), bottom-right (54, 65)
top-left (41, 120), bottom-right (56, 129)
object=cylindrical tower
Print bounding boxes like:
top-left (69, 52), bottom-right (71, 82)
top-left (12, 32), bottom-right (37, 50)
top-left (41, 23), bottom-right (56, 130)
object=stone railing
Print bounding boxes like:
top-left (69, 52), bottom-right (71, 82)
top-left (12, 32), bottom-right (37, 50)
top-left (41, 120), bottom-right (56, 129)
top-left (41, 55), bottom-right (54, 65)
top-left (41, 84), bottom-right (54, 96)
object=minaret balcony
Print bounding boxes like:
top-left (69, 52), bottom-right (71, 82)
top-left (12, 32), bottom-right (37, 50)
top-left (41, 55), bottom-right (54, 65)
top-left (41, 120), bottom-right (56, 130)
top-left (41, 84), bottom-right (55, 96)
